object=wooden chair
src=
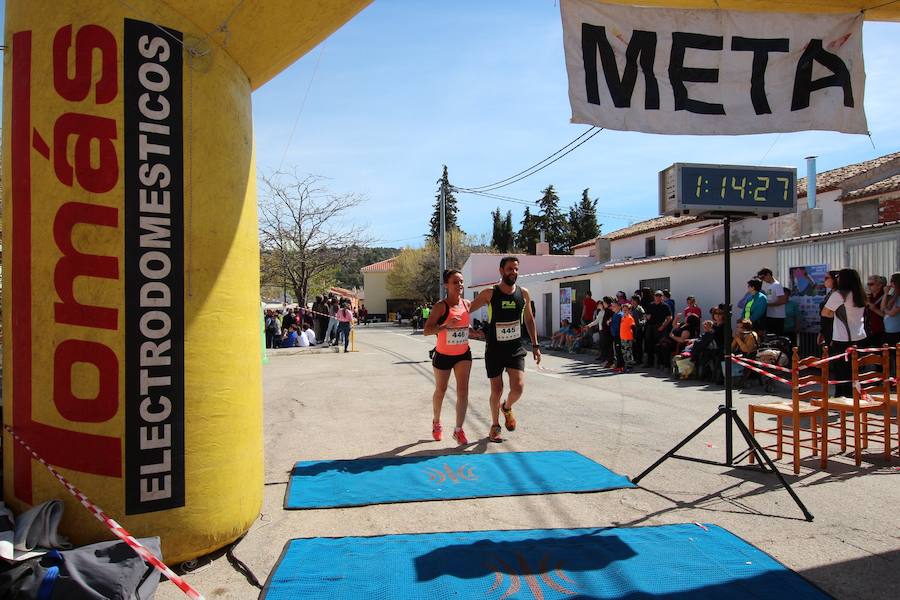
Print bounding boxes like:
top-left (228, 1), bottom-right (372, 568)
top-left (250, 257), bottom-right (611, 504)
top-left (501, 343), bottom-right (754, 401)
top-left (874, 344), bottom-right (899, 457)
top-left (749, 348), bottom-right (828, 474)
top-left (818, 347), bottom-right (891, 466)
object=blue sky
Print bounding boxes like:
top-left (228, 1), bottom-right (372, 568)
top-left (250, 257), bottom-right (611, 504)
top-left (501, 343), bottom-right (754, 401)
top-left (3, 3), bottom-right (897, 246)
top-left (252, 1), bottom-right (900, 246)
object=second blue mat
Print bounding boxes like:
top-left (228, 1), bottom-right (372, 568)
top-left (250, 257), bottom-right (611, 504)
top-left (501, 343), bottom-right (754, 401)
top-left (262, 523), bottom-right (832, 599)
top-left (284, 450), bottom-right (634, 509)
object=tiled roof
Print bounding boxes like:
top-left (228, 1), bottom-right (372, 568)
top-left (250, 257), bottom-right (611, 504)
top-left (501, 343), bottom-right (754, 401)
top-left (469, 267), bottom-right (580, 289)
top-left (798, 151), bottom-right (900, 198)
top-left (571, 237), bottom-right (598, 249)
top-left (664, 223), bottom-right (722, 240)
top-left (603, 215), bottom-right (701, 241)
top-left (360, 256), bottom-right (398, 273)
top-left (841, 173), bottom-right (900, 201)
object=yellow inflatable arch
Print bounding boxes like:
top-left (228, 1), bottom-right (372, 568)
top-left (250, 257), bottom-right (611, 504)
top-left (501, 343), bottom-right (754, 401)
top-left (2, 0), bottom-right (896, 564)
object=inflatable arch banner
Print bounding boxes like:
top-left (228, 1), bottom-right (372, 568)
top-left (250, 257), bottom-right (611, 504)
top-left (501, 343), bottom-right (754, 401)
top-left (1, 0), bottom-right (369, 563)
top-left (1, 0), bottom-right (895, 565)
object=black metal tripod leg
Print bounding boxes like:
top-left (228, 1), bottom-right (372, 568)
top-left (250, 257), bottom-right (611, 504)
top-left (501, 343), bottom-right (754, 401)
top-left (732, 413), bottom-right (814, 522)
top-left (632, 408), bottom-right (725, 484)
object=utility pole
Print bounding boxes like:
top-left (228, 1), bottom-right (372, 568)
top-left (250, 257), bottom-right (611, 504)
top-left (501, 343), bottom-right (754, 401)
top-left (438, 179), bottom-right (447, 299)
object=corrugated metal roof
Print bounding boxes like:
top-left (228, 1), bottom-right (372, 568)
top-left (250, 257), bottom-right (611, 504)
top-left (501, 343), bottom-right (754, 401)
top-left (548, 220), bottom-right (900, 281)
top-left (360, 256), bottom-right (398, 273)
top-left (602, 220), bottom-right (900, 270)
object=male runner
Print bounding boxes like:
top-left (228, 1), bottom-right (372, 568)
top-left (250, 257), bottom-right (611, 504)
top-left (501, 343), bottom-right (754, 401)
top-left (469, 256), bottom-right (541, 442)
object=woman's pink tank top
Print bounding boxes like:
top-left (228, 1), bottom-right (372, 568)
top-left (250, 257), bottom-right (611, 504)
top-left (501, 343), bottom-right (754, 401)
top-left (436, 299), bottom-right (471, 355)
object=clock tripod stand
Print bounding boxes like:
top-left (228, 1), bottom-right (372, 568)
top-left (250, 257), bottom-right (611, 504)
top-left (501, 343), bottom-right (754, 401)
top-left (631, 215), bottom-right (813, 522)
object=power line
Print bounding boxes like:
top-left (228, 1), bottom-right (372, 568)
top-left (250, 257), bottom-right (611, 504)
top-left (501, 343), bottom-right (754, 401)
top-left (461, 127), bottom-right (604, 192)
top-left (457, 127), bottom-right (604, 193)
top-left (455, 187), bottom-right (643, 222)
top-left (453, 188), bottom-right (537, 207)
top-left (458, 126), bottom-right (599, 192)
top-left (278, 42), bottom-right (327, 171)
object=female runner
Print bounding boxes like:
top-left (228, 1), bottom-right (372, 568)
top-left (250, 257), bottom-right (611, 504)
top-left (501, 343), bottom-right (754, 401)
top-left (423, 269), bottom-right (472, 445)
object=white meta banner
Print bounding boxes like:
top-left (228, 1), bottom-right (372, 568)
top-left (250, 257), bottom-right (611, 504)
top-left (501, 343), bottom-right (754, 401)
top-left (560, 0), bottom-right (867, 135)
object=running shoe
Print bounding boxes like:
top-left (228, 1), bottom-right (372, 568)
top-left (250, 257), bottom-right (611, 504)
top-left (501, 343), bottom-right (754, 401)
top-left (432, 421), bottom-right (442, 441)
top-left (489, 425), bottom-right (503, 443)
top-left (452, 428), bottom-right (468, 445)
top-left (501, 402), bottom-right (517, 431)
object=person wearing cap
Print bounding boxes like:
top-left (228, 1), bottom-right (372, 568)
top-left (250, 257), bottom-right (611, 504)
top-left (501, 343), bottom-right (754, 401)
top-left (757, 267), bottom-right (786, 335)
top-left (643, 291), bottom-right (673, 368)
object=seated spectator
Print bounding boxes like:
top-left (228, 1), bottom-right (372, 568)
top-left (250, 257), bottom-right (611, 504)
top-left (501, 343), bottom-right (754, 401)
top-left (568, 324), bottom-right (585, 353)
top-left (658, 314), bottom-right (700, 370)
top-left (689, 320), bottom-right (717, 361)
top-left (297, 325), bottom-right (310, 347)
top-left (550, 319), bottom-right (574, 350)
top-left (302, 323), bottom-right (317, 346)
top-left (727, 318), bottom-right (759, 380)
top-left (732, 318), bottom-right (759, 356)
top-left (283, 325), bottom-right (300, 348)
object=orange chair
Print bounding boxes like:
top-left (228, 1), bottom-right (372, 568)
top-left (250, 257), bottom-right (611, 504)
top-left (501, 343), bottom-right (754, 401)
top-left (749, 348), bottom-right (828, 474)
top-left (818, 347), bottom-right (891, 466)
top-left (875, 344), bottom-right (899, 457)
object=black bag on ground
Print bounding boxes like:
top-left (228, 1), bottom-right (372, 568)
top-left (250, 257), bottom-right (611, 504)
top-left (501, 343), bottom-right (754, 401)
top-left (0, 537), bottom-right (162, 599)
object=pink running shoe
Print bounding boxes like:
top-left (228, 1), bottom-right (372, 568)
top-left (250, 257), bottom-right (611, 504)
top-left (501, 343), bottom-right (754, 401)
top-left (432, 421), bottom-right (442, 441)
top-left (452, 428), bottom-right (468, 445)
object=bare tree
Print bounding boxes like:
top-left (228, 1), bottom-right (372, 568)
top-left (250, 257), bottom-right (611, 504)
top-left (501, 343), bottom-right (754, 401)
top-left (259, 171), bottom-right (371, 304)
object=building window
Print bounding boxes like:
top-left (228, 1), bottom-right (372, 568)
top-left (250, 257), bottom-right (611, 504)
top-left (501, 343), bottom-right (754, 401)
top-left (639, 277), bottom-right (670, 294)
top-left (645, 237), bottom-right (656, 257)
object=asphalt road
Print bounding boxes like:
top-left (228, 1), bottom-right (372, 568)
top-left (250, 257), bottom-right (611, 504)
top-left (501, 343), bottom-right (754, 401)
top-left (159, 324), bottom-right (899, 599)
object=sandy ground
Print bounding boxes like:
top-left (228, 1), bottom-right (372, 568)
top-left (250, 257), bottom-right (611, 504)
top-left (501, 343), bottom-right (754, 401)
top-left (157, 324), bottom-right (899, 599)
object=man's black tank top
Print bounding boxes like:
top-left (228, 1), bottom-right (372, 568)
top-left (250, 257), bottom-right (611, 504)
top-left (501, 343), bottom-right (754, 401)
top-left (486, 284), bottom-right (525, 351)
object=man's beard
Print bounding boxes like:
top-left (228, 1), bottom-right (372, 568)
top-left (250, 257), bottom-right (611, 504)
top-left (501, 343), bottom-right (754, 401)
top-left (502, 274), bottom-right (517, 286)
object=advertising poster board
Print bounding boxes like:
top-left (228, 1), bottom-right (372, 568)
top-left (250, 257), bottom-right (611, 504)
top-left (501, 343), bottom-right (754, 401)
top-left (560, 287), bottom-right (573, 322)
top-left (790, 265), bottom-right (828, 333)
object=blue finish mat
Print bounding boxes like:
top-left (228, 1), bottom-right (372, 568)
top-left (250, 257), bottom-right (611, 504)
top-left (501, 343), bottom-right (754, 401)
top-left (262, 523), bottom-right (832, 600)
top-left (284, 450), bottom-right (634, 509)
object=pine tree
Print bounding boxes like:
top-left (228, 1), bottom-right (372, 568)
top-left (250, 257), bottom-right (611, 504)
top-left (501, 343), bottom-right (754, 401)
top-left (535, 185), bottom-right (570, 254)
top-left (428, 165), bottom-right (461, 241)
top-left (490, 207), bottom-right (503, 250)
top-left (499, 211), bottom-right (515, 253)
top-left (566, 205), bottom-right (581, 252)
top-left (516, 207), bottom-right (541, 254)
top-left (573, 188), bottom-right (600, 244)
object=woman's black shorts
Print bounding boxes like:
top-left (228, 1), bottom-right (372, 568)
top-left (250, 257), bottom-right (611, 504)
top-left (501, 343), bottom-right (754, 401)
top-left (432, 349), bottom-right (472, 370)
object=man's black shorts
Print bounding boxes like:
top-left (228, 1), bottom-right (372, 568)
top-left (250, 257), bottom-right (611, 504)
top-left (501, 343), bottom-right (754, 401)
top-left (432, 349), bottom-right (472, 370)
top-left (484, 347), bottom-right (527, 379)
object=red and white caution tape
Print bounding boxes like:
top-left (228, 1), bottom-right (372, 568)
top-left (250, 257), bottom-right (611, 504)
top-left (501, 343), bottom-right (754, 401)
top-left (3, 425), bottom-right (204, 600)
top-left (806, 352), bottom-right (849, 367)
top-left (730, 356), bottom-right (793, 385)
top-left (730, 355), bottom-right (792, 373)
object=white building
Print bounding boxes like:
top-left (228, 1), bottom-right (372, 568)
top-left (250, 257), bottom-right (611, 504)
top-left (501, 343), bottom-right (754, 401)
top-left (482, 151), bottom-right (900, 339)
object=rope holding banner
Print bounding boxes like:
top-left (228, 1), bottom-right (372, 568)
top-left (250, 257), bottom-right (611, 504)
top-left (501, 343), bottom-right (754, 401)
top-left (2, 425), bottom-right (205, 600)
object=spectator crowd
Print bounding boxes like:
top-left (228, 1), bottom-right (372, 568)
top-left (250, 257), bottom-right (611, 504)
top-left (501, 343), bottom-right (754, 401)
top-left (544, 266), bottom-right (900, 393)
top-left (264, 293), bottom-right (363, 353)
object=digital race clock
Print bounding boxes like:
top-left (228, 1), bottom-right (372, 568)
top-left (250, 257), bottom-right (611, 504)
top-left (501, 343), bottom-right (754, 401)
top-left (659, 163), bottom-right (797, 218)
